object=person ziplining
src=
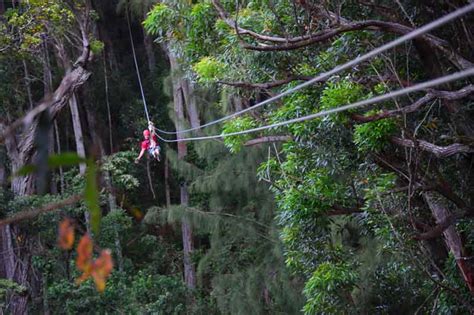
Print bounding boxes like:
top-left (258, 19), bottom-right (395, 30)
top-left (135, 125), bottom-right (161, 163)
top-left (126, 8), bottom-right (162, 164)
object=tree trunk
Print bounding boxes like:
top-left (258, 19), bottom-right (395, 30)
top-left (164, 157), bottom-right (171, 207)
top-left (144, 34), bottom-right (156, 73)
top-left (0, 225), bottom-right (15, 280)
top-left (98, 23), bottom-right (119, 74)
top-left (69, 93), bottom-right (86, 175)
top-left (69, 93), bottom-right (90, 231)
top-left (423, 193), bottom-right (474, 293)
top-left (1, 224), bottom-right (29, 315)
top-left (43, 40), bottom-right (53, 96)
top-left (1, 132), bottom-right (35, 314)
top-left (16, 67), bottom-right (91, 191)
top-left (103, 55), bottom-right (114, 154)
top-left (0, 25), bottom-right (91, 312)
top-left (55, 41), bottom-right (87, 176)
top-left (413, 40), bottom-right (474, 137)
top-left (42, 40), bottom-right (58, 194)
top-left (232, 95), bottom-right (244, 112)
top-left (49, 126), bottom-right (57, 194)
top-left (169, 48), bottom-right (197, 290)
top-left (42, 273), bottom-right (50, 315)
top-left (23, 60), bottom-right (34, 110)
top-left (2, 65), bottom-right (90, 314)
top-left (0, 154), bottom-right (5, 188)
top-left (54, 121), bottom-right (65, 193)
top-left (180, 186), bottom-right (196, 289)
top-left (181, 79), bottom-right (200, 129)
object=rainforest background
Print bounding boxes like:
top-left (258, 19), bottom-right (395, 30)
top-left (0, 0), bottom-right (473, 313)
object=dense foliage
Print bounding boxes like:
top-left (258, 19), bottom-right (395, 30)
top-left (0, 0), bottom-right (473, 314)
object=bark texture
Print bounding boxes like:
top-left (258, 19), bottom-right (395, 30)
top-left (169, 47), bottom-right (197, 290)
top-left (423, 193), bottom-right (474, 293)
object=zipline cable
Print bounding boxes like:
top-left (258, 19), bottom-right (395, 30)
top-left (151, 3), bottom-right (474, 136)
top-left (156, 67), bottom-right (474, 142)
top-left (126, 5), bottom-right (151, 123)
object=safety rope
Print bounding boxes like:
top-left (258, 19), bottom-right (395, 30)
top-left (155, 68), bottom-right (474, 143)
top-left (126, 6), bottom-right (151, 124)
top-left (151, 2), bottom-right (474, 136)
top-left (126, 6), bottom-right (172, 144)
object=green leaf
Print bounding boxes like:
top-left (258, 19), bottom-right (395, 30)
top-left (12, 164), bottom-right (38, 177)
top-left (48, 152), bottom-right (86, 168)
top-left (84, 159), bottom-right (101, 235)
top-left (11, 152), bottom-right (85, 179)
top-left (192, 56), bottom-right (225, 83)
top-left (222, 116), bottom-right (258, 153)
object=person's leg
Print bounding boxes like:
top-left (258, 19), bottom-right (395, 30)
top-left (154, 147), bottom-right (160, 161)
top-left (148, 147), bottom-right (160, 161)
top-left (147, 148), bottom-right (154, 158)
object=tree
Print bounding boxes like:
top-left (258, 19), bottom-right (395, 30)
top-left (144, 0), bottom-right (474, 312)
top-left (0, 1), bottom-right (94, 312)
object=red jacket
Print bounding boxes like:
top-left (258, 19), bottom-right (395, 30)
top-left (141, 135), bottom-right (158, 150)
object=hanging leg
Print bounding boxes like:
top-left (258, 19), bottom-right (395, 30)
top-left (148, 147), bottom-right (160, 162)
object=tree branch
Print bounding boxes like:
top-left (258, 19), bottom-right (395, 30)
top-left (432, 177), bottom-right (474, 216)
top-left (391, 137), bottom-right (474, 158)
top-left (0, 195), bottom-right (82, 226)
top-left (211, 0), bottom-right (472, 70)
top-left (211, 0), bottom-right (289, 43)
top-left (244, 136), bottom-right (292, 146)
top-left (430, 85), bottom-right (474, 100)
top-left (74, 7), bottom-right (91, 67)
top-left (0, 10), bottom-right (92, 165)
top-left (351, 85), bottom-right (474, 123)
top-left (413, 213), bottom-right (461, 240)
top-left (213, 0), bottom-right (399, 46)
top-left (15, 66), bottom-right (91, 169)
top-left (352, 94), bottom-right (435, 123)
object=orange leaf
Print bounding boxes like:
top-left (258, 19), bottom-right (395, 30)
top-left (74, 236), bottom-right (114, 292)
top-left (91, 249), bottom-right (114, 292)
top-left (75, 235), bottom-right (94, 285)
top-left (58, 218), bottom-right (75, 250)
top-left (76, 234), bottom-right (93, 273)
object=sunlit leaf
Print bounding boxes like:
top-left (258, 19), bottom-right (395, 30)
top-left (85, 160), bottom-right (101, 234)
top-left (58, 218), bottom-right (75, 250)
